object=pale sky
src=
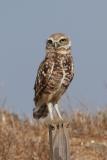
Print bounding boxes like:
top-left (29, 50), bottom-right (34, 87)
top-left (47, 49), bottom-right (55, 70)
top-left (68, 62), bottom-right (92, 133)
top-left (0, 0), bottom-right (107, 116)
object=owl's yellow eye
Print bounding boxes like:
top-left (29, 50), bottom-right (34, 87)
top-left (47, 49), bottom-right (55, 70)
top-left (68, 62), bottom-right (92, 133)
top-left (59, 38), bottom-right (67, 44)
top-left (47, 39), bottom-right (53, 45)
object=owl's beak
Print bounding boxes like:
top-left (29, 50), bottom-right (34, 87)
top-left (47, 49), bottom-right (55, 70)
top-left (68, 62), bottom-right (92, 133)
top-left (54, 42), bottom-right (59, 48)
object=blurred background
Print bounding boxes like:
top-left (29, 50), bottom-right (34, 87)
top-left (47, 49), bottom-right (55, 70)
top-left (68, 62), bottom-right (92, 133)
top-left (0, 0), bottom-right (107, 117)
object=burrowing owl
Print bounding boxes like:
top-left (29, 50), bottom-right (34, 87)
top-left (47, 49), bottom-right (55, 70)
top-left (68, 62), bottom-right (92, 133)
top-left (33, 33), bottom-right (74, 120)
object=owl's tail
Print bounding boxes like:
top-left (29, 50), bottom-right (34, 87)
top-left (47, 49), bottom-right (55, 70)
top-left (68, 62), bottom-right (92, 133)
top-left (33, 104), bottom-right (48, 119)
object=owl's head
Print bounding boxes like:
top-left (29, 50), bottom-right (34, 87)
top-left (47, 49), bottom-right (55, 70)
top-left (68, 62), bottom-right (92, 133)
top-left (46, 33), bottom-right (72, 54)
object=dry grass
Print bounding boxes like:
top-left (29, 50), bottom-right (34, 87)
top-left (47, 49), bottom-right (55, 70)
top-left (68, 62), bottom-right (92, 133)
top-left (0, 108), bottom-right (107, 160)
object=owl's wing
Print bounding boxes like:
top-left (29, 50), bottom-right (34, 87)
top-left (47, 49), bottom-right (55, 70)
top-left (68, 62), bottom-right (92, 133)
top-left (34, 58), bottom-right (54, 101)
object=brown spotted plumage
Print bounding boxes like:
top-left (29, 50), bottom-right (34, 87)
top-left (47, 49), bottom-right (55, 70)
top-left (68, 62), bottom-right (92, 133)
top-left (33, 33), bottom-right (74, 120)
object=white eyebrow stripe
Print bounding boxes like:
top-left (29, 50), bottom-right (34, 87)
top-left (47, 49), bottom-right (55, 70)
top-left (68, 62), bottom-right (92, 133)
top-left (47, 37), bottom-right (54, 41)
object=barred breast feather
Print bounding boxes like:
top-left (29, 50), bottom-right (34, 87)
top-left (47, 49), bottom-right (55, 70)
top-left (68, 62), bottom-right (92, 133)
top-left (33, 53), bottom-right (74, 119)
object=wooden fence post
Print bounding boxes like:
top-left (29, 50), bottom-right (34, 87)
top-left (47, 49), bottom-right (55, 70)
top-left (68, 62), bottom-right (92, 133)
top-left (49, 125), bottom-right (54, 160)
top-left (48, 123), bottom-right (70, 160)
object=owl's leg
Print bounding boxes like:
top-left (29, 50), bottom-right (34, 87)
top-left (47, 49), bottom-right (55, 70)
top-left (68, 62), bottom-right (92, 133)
top-left (48, 103), bottom-right (54, 120)
top-left (54, 103), bottom-right (63, 121)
